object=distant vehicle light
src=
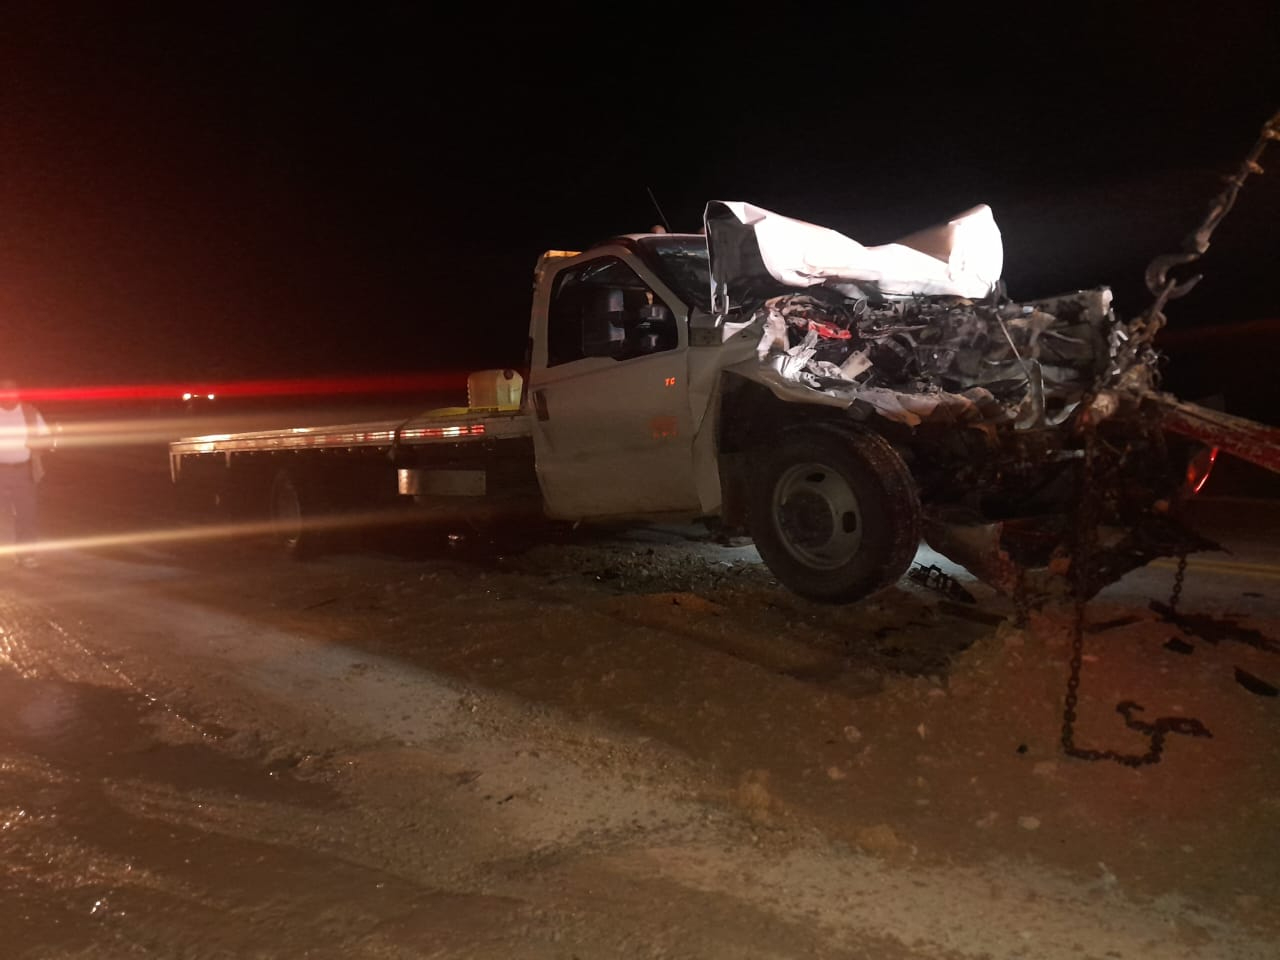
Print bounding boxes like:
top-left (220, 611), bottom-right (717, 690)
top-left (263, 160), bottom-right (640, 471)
top-left (182, 392), bottom-right (193, 401)
top-left (207, 394), bottom-right (216, 400)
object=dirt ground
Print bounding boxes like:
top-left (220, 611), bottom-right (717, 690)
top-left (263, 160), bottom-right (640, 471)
top-left (1, 444), bottom-right (1277, 958)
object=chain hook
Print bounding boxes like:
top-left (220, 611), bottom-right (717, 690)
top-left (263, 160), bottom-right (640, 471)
top-left (1133, 108), bottom-right (1280, 345)
top-left (1144, 252), bottom-right (1203, 303)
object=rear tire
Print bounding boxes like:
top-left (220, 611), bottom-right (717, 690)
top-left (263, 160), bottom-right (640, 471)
top-left (747, 425), bottom-right (921, 602)
top-left (270, 469), bottom-right (326, 559)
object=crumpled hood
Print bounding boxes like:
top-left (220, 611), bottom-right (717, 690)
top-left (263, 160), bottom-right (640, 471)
top-left (704, 200), bottom-right (1003, 316)
top-left (702, 200), bottom-right (1119, 429)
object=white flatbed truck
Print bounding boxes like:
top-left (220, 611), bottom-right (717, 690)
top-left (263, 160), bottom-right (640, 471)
top-left (171, 212), bottom-right (1279, 603)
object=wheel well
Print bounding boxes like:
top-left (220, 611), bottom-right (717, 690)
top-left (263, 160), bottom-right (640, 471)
top-left (715, 375), bottom-right (906, 529)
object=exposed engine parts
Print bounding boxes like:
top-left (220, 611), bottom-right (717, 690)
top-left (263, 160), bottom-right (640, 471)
top-left (751, 287), bottom-right (1114, 428)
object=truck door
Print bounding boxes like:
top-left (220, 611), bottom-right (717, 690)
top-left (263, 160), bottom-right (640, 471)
top-left (528, 252), bottom-right (698, 519)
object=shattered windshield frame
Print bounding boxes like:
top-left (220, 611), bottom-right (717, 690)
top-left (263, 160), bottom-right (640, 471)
top-left (633, 236), bottom-right (712, 313)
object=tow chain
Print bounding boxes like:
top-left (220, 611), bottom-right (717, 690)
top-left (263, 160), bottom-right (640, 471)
top-left (1051, 114), bottom-right (1280, 762)
top-left (1057, 421), bottom-right (1211, 766)
top-left (1168, 551), bottom-right (1188, 616)
top-left (1013, 565), bottom-right (1030, 629)
top-left (1131, 109), bottom-right (1280, 353)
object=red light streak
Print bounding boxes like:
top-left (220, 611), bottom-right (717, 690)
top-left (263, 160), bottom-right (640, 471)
top-left (19, 372), bottom-right (470, 405)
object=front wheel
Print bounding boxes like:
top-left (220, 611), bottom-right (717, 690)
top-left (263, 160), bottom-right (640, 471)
top-left (746, 426), bottom-right (921, 603)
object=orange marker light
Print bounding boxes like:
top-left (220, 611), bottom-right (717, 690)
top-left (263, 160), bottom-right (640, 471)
top-left (664, 377), bottom-right (676, 387)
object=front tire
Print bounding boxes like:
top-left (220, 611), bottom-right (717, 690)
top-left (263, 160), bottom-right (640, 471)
top-left (747, 425), bottom-right (921, 603)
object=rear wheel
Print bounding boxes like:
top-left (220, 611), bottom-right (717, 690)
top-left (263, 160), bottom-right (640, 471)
top-left (270, 469), bottom-right (326, 559)
top-left (747, 426), bottom-right (921, 602)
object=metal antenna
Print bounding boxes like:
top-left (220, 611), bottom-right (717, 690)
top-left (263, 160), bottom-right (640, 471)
top-left (645, 186), bottom-right (672, 233)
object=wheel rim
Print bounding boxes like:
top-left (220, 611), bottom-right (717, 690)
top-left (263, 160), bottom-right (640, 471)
top-left (771, 461), bottom-right (863, 571)
top-left (271, 478), bottom-right (303, 549)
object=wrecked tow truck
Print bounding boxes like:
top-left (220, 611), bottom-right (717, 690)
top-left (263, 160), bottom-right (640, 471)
top-left (172, 149), bottom-right (1279, 606)
top-left (706, 111), bottom-right (1280, 604)
top-left (705, 188), bottom-right (1277, 603)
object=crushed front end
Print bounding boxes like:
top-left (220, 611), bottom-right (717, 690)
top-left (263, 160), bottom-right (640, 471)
top-left (705, 200), bottom-right (1238, 599)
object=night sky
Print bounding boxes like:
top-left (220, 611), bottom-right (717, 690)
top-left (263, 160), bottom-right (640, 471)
top-left (1, 4), bottom-right (1277, 397)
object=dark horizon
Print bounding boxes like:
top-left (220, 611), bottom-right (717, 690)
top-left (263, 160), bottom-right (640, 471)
top-left (1, 5), bottom-right (1276, 392)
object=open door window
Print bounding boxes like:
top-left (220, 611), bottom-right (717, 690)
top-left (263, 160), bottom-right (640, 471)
top-left (546, 256), bottom-right (679, 366)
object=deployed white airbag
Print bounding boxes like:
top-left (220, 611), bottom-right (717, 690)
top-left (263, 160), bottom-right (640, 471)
top-left (709, 201), bottom-right (1003, 300)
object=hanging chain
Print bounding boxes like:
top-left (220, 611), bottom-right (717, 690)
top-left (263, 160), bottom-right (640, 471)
top-left (1051, 112), bottom-right (1278, 762)
top-left (1059, 419), bottom-right (1212, 766)
top-left (1061, 420), bottom-right (1101, 758)
top-left (1168, 551), bottom-right (1188, 615)
top-left (1132, 109), bottom-right (1280, 350)
top-left (1013, 564), bottom-right (1030, 628)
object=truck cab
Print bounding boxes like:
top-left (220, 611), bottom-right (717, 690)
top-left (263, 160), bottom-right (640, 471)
top-left (525, 235), bottom-right (752, 521)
